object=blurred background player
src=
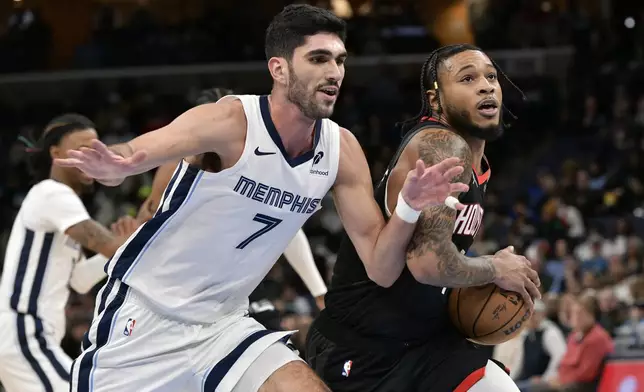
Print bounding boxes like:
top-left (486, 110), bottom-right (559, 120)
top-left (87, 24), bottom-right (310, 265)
top-left (306, 44), bottom-right (540, 392)
top-left (0, 114), bottom-right (138, 392)
top-left (135, 87), bottom-right (328, 329)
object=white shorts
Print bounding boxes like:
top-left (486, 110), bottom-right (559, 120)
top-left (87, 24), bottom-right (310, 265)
top-left (0, 311), bottom-right (72, 392)
top-left (70, 278), bottom-right (301, 392)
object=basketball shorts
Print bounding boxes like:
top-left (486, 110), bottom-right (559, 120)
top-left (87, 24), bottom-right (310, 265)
top-left (0, 311), bottom-right (72, 392)
top-left (71, 278), bottom-right (301, 392)
top-left (306, 314), bottom-right (518, 392)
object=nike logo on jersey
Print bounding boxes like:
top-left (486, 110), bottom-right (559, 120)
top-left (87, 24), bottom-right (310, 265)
top-left (254, 147), bottom-right (276, 156)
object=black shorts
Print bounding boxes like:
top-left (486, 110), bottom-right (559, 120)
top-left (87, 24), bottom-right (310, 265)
top-left (305, 315), bottom-right (497, 392)
top-left (249, 298), bottom-right (282, 331)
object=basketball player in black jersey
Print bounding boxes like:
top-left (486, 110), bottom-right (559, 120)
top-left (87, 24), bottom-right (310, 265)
top-left (305, 44), bottom-right (541, 391)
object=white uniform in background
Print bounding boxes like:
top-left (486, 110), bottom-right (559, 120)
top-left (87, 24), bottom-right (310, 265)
top-left (71, 95), bottom-right (341, 392)
top-left (0, 179), bottom-right (107, 392)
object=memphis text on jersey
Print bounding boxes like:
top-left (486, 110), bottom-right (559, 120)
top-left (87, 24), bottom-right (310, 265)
top-left (234, 176), bottom-right (321, 214)
top-left (453, 203), bottom-right (484, 237)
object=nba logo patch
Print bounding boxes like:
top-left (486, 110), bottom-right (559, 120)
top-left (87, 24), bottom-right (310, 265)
top-left (342, 360), bottom-right (353, 377)
top-left (123, 318), bottom-right (136, 337)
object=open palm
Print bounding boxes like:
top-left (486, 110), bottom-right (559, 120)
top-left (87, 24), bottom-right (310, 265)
top-left (401, 157), bottom-right (469, 211)
top-left (54, 139), bottom-right (147, 181)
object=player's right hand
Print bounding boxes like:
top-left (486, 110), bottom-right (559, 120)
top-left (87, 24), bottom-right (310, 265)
top-left (491, 246), bottom-right (541, 311)
top-left (54, 139), bottom-right (147, 184)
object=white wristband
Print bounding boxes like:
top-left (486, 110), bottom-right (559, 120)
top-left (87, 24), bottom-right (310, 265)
top-left (395, 193), bottom-right (421, 224)
top-left (444, 196), bottom-right (460, 210)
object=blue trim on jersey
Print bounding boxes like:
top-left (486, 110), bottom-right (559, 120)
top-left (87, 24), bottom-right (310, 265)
top-left (82, 277), bottom-right (116, 351)
top-left (27, 232), bottom-right (54, 315)
top-left (10, 229), bottom-right (35, 310)
top-left (153, 162), bottom-right (182, 219)
top-left (16, 313), bottom-right (54, 392)
top-left (34, 316), bottom-right (70, 381)
top-left (202, 330), bottom-right (292, 391)
top-left (109, 163), bottom-right (202, 280)
top-left (259, 95), bottom-right (322, 168)
top-left (75, 280), bottom-right (129, 392)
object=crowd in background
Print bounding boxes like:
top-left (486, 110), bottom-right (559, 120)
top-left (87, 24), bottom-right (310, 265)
top-left (2, 1), bottom-right (644, 391)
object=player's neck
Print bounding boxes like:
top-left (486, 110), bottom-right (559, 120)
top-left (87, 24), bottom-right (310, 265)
top-left (267, 93), bottom-right (317, 157)
top-left (50, 168), bottom-right (82, 195)
top-left (465, 136), bottom-right (486, 174)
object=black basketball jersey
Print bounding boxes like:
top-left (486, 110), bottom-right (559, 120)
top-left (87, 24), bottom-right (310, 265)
top-left (323, 119), bottom-right (490, 345)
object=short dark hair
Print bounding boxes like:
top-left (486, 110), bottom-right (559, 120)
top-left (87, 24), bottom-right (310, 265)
top-left (265, 4), bottom-right (346, 60)
top-left (45, 113), bottom-right (94, 134)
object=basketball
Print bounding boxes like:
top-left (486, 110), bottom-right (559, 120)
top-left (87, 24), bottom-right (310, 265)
top-left (448, 284), bottom-right (532, 345)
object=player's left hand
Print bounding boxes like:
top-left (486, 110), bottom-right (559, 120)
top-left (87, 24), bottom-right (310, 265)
top-left (111, 215), bottom-right (141, 240)
top-left (401, 158), bottom-right (469, 211)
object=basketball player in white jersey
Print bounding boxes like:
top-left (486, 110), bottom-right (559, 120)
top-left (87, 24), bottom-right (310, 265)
top-left (0, 114), bottom-right (138, 392)
top-left (56, 5), bottom-right (470, 392)
top-left (136, 87), bottom-right (328, 325)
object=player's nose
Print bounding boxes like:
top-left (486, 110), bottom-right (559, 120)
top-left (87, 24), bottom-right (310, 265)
top-left (478, 84), bottom-right (495, 95)
top-left (326, 63), bottom-right (343, 81)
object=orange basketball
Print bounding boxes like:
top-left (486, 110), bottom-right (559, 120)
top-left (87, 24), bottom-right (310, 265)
top-left (448, 284), bottom-right (532, 345)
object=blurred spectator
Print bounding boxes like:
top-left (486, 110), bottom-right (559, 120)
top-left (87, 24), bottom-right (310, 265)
top-left (496, 300), bottom-right (567, 390)
top-left (531, 295), bottom-right (613, 392)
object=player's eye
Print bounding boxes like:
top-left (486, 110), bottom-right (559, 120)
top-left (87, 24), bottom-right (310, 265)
top-left (461, 75), bottom-right (474, 83)
top-left (310, 57), bottom-right (327, 64)
top-left (487, 74), bottom-right (498, 81)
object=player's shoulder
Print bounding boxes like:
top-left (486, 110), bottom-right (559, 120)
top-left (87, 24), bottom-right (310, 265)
top-left (20, 180), bottom-right (79, 221)
top-left (338, 127), bottom-right (358, 149)
top-left (28, 179), bottom-right (77, 200)
top-left (406, 126), bottom-right (472, 164)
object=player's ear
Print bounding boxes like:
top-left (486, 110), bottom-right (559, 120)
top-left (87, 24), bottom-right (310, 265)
top-left (268, 57), bottom-right (289, 85)
top-left (49, 145), bottom-right (61, 160)
top-left (427, 89), bottom-right (439, 113)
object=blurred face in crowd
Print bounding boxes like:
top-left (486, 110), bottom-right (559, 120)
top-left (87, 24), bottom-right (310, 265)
top-left (597, 288), bottom-right (617, 312)
top-left (50, 128), bottom-right (98, 191)
top-left (271, 33), bottom-right (347, 120)
top-left (430, 50), bottom-right (504, 141)
top-left (570, 298), bottom-right (596, 332)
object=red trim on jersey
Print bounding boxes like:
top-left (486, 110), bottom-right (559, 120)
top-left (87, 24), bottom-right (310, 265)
top-left (454, 366), bottom-right (486, 392)
top-left (475, 155), bottom-right (491, 185)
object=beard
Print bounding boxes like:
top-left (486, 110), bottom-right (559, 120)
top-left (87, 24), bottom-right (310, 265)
top-left (443, 102), bottom-right (504, 142)
top-left (286, 63), bottom-right (334, 120)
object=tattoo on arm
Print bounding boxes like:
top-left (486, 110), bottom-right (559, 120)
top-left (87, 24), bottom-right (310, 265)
top-left (405, 129), bottom-right (496, 287)
top-left (66, 220), bottom-right (119, 257)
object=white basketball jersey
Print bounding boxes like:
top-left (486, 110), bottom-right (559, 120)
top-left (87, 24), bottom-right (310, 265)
top-left (0, 180), bottom-right (91, 340)
top-left (107, 95), bottom-right (341, 323)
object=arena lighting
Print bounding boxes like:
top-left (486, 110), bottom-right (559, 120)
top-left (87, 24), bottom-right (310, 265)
top-left (331, 0), bottom-right (353, 18)
top-left (625, 17), bottom-right (636, 29)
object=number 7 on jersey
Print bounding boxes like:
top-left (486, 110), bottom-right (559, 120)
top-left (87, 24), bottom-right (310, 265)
top-left (236, 214), bottom-right (283, 249)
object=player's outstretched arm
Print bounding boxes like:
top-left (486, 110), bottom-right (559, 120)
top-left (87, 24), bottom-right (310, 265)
top-left (332, 128), bottom-right (467, 288)
top-left (401, 129), bottom-right (540, 306)
top-left (55, 100), bottom-right (244, 186)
